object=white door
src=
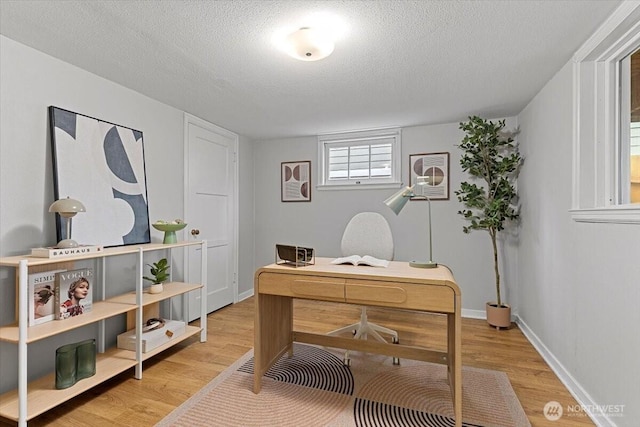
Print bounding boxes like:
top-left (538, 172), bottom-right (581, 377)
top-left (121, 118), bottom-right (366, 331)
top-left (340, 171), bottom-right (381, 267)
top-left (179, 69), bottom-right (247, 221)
top-left (184, 114), bottom-right (237, 321)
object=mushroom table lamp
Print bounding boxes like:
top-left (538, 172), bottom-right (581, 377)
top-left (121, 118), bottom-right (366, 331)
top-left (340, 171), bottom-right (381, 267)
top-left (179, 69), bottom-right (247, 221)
top-left (49, 197), bottom-right (86, 248)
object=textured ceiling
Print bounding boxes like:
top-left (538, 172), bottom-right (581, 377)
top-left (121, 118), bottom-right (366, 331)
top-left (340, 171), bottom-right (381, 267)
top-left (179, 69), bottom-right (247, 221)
top-left (0, 0), bottom-right (621, 140)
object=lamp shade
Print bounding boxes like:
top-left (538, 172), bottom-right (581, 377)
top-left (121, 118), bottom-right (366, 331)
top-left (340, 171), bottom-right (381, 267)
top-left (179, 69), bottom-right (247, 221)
top-left (49, 197), bottom-right (86, 248)
top-left (284, 27), bottom-right (335, 61)
top-left (383, 186), bottom-right (414, 215)
top-left (49, 197), bottom-right (86, 216)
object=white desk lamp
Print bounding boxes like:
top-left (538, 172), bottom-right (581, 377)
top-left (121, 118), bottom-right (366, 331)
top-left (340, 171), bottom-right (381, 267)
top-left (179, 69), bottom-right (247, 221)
top-left (383, 176), bottom-right (437, 268)
top-left (49, 197), bottom-right (86, 248)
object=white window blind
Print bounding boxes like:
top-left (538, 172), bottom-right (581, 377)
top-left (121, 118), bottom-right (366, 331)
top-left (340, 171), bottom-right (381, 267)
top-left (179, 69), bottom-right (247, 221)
top-left (318, 129), bottom-right (402, 189)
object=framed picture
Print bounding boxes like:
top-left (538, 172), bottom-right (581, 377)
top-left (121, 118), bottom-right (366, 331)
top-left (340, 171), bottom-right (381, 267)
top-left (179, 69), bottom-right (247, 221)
top-left (49, 106), bottom-right (151, 247)
top-left (409, 152), bottom-right (449, 200)
top-left (281, 161), bottom-right (311, 202)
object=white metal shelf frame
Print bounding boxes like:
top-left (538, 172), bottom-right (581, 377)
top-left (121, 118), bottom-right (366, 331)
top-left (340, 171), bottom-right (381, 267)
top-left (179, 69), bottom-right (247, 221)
top-left (0, 241), bottom-right (207, 426)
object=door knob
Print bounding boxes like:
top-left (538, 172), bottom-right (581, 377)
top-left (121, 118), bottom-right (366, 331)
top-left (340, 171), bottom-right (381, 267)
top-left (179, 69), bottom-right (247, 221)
top-left (191, 229), bottom-right (200, 236)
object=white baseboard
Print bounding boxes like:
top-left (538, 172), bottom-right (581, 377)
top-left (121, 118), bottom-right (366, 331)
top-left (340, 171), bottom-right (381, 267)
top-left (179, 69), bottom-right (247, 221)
top-left (461, 308), bottom-right (485, 319)
top-left (461, 307), bottom-right (518, 323)
top-left (515, 317), bottom-right (617, 427)
top-left (237, 289), bottom-right (254, 302)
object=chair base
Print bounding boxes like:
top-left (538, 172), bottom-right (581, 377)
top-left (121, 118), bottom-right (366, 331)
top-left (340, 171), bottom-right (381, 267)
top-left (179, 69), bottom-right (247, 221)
top-left (328, 307), bottom-right (399, 365)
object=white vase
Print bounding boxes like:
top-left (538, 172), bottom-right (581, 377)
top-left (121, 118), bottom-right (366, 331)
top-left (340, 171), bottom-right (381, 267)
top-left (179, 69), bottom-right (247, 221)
top-left (149, 283), bottom-right (164, 294)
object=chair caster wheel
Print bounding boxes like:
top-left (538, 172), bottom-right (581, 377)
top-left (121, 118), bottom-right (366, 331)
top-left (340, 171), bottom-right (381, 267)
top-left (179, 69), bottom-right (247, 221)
top-left (393, 357), bottom-right (400, 365)
top-left (343, 358), bottom-right (351, 367)
top-left (392, 336), bottom-right (399, 344)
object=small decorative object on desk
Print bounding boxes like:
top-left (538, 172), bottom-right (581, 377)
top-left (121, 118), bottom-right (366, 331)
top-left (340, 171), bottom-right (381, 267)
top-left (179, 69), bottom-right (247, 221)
top-left (30, 244), bottom-right (103, 258)
top-left (275, 244), bottom-right (314, 267)
top-left (54, 268), bottom-right (93, 320)
top-left (152, 219), bottom-right (187, 244)
top-left (143, 257), bottom-right (169, 294)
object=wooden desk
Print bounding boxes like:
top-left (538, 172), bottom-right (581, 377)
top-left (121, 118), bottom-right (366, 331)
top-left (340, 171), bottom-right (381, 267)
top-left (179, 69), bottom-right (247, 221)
top-left (253, 257), bottom-right (462, 426)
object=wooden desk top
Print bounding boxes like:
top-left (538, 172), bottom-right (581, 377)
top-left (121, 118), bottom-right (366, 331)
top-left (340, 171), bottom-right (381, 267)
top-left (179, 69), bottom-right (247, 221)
top-left (256, 257), bottom-right (459, 295)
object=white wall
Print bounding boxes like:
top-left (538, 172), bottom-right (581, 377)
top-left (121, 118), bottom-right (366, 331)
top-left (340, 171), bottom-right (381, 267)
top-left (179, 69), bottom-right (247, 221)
top-left (253, 119), bottom-right (520, 315)
top-left (238, 134), bottom-right (255, 299)
top-left (517, 61), bottom-right (640, 425)
top-left (0, 36), bottom-right (255, 392)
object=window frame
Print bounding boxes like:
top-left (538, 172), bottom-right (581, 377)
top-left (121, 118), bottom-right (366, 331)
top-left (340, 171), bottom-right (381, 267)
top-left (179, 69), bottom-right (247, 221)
top-left (317, 128), bottom-right (403, 190)
top-left (571, 2), bottom-right (640, 224)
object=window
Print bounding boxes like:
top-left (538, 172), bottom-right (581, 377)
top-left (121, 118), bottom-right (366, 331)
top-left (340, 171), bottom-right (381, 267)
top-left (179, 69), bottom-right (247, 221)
top-left (624, 50), bottom-right (640, 204)
top-left (571, 2), bottom-right (640, 224)
top-left (317, 128), bottom-right (402, 189)
top-left (631, 122), bottom-right (640, 203)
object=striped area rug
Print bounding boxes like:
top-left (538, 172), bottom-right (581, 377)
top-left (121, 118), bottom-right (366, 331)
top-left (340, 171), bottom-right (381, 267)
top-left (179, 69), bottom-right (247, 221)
top-left (156, 344), bottom-right (530, 427)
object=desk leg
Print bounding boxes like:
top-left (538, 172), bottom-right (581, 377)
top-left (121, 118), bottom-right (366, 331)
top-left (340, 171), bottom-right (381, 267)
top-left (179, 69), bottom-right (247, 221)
top-left (253, 292), bottom-right (293, 393)
top-left (447, 307), bottom-right (462, 427)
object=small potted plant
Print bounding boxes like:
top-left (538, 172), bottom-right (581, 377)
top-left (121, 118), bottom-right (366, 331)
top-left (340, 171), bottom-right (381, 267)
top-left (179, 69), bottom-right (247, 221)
top-left (455, 116), bottom-right (523, 328)
top-left (143, 258), bottom-right (170, 294)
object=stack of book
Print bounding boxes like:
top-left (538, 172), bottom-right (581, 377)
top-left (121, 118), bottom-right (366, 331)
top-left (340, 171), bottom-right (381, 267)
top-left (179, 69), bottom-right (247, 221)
top-left (30, 245), bottom-right (103, 259)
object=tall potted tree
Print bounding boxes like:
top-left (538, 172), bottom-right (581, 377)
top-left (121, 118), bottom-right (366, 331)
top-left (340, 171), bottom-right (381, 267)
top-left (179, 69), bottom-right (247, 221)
top-left (455, 116), bottom-right (523, 328)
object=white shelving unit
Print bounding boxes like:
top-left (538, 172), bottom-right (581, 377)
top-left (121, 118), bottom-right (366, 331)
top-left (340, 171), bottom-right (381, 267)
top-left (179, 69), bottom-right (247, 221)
top-left (0, 241), bottom-right (207, 426)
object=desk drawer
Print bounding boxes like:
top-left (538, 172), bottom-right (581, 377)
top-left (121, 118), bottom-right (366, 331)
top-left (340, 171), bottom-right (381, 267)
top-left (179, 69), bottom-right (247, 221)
top-left (345, 280), bottom-right (455, 313)
top-left (258, 272), bottom-right (345, 302)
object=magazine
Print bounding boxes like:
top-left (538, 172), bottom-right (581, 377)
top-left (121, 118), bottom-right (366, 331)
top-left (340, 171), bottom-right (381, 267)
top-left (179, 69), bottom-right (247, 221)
top-left (331, 255), bottom-right (389, 268)
top-left (28, 269), bottom-right (66, 326)
top-left (55, 268), bottom-right (94, 320)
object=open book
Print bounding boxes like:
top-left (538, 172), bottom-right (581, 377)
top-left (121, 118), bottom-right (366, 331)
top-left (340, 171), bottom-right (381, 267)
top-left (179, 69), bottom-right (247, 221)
top-left (331, 255), bottom-right (389, 268)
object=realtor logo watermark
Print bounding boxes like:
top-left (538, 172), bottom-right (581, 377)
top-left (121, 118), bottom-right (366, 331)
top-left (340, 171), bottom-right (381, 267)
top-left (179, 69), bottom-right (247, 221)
top-left (544, 401), bottom-right (625, 421)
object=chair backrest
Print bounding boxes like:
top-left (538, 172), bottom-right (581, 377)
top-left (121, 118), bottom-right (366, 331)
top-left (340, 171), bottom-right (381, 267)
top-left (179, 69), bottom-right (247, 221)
top-left (341, 212), bottom-right (394, 260)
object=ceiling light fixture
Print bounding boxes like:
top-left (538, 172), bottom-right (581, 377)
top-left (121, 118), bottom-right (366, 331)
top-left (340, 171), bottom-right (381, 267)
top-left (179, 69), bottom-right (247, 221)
top-left (283, 27), bottom-right (335, 61)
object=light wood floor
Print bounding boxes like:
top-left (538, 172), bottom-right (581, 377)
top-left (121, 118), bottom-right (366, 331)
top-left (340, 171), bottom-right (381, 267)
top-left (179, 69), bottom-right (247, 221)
top-left (2, 297), bottom-right (594, 426)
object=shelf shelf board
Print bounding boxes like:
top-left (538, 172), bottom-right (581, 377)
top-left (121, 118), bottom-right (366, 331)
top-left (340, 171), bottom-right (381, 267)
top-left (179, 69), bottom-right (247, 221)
top-left (0, 347), bottom-right (137, 422)
top-left (0, 326), bottom-right (203, 422)
top-left (0, 301), bottom-right (135, 343)
top-left (109, 282), bottom-right (203, 306)
top-left (0, 241), bottom-right (202, 267)
top-left (142, 325), bottom-right (203, 360)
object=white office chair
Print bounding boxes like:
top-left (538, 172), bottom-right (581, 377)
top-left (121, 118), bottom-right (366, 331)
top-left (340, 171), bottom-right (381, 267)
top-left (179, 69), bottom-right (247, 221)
top-left (329, 212), bottom-right (399, 365)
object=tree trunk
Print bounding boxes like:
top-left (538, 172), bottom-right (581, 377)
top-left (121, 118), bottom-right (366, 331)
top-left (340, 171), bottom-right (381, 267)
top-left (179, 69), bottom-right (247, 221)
top-left (489, 227), bottom-right (501, 307)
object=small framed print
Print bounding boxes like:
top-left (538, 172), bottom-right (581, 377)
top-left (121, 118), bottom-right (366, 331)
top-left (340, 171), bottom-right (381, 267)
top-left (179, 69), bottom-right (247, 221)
top-left (409, 152), bottom-right (449, 200)
top-left (281, 161), bottom-right (311, 202)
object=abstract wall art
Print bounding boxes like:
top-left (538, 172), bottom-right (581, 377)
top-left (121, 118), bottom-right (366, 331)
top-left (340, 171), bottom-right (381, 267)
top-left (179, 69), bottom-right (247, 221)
top-left (49, 106), bottom-right (151, 247)
top-left (409, 152), bottom-right (450, 200)
top-left (281, 160), bottom-right (311, 202)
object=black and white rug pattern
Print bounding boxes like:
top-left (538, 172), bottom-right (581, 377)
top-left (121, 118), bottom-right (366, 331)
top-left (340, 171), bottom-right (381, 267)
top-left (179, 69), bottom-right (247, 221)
top-left (240, 344), bottom-right (484, 427)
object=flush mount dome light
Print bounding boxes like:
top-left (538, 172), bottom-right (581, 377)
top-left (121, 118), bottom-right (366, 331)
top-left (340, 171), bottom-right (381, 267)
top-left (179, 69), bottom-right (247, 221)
top-left (284, 27), bottom-right (335, 61)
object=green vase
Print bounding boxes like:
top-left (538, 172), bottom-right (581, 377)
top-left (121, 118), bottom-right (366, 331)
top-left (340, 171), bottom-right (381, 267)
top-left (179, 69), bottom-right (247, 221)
top-left (55, 338), bottom-right (96, 389)
top-left (76, 339), bottom-right (97, 381)
top-left (55, 343), bottom-right (77, 390)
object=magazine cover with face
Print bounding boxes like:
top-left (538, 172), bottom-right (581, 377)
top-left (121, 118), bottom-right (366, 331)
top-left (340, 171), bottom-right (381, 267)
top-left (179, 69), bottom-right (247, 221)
top-left (55, 268), bottom-right (93, 320)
